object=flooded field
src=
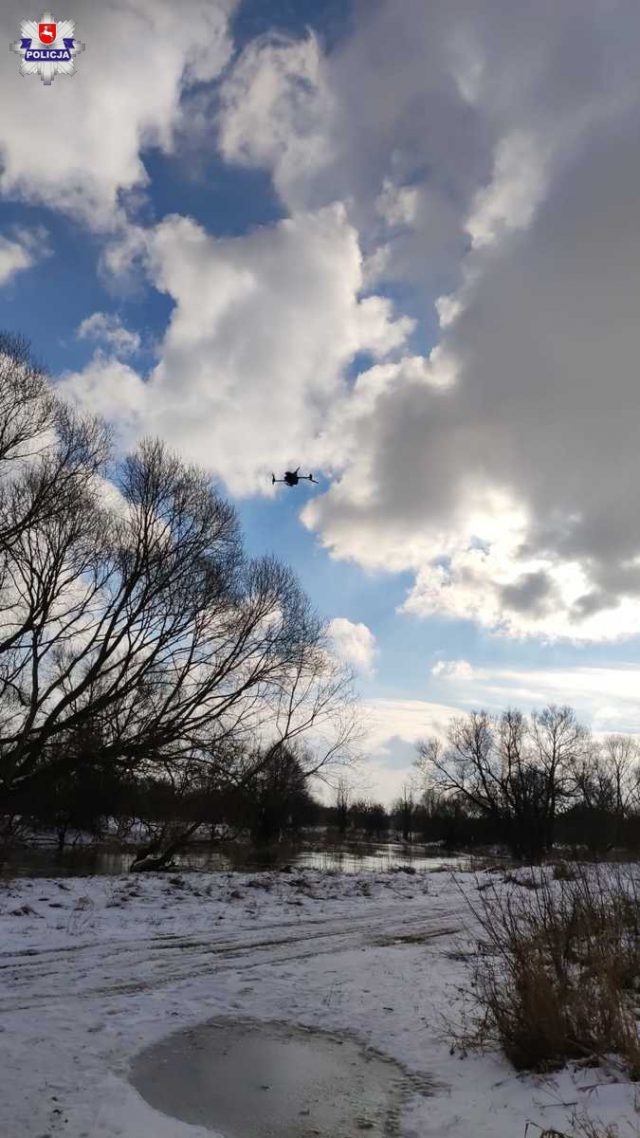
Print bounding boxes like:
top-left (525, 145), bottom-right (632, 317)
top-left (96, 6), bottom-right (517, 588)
top-left (130, 1018), bottom-right (430, 1138)
top-left (1, 839), bottom-right (467, 877)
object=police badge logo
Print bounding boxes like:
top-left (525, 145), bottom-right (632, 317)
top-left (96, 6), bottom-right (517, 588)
top-left (11, 11), bottom-right (84, 85)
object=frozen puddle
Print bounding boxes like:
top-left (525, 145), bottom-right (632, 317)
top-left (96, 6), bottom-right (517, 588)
top-left (130, 1017), bottom-right (426, 1137)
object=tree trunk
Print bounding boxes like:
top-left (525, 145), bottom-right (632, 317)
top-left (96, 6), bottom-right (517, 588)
top-left (129, 820), bottom-right (202, 872)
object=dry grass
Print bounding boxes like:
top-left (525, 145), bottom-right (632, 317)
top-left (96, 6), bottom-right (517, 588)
top-left (573, 1125), bottom-right (624, 1138)
top-left (553, 862), bottom-right (579, 881)
top-left (466, 866), bottom-right (640, 1074)
top-left (525, 1126), bottom-right (622, 1138)
top-left (524, 1114), bottom-right (640, 1138)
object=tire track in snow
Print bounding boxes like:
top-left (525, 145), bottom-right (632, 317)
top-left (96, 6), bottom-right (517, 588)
top-left (0, 899), bottom-right (464, 1009)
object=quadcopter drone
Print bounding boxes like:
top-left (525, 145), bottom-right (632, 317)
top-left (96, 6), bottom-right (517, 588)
top-left (271, 467), bottom-right (318, 487)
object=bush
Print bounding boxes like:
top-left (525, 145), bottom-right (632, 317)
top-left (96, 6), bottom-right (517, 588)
top-left (468, 867), bottom-right (640, 1074)
top-left (552, 861), bottom-right (578, 881)
top-left (527, 1126), bottom-right (625, 1138)
top-left (553, 1116), bottom-right (640, 1138)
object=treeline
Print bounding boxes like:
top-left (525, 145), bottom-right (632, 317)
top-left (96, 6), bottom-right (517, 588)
top-left (14, 742), bottom-right (322, 857)
top-left (0, 336), bottom-right (354, 867)
top-left (417, 707), bottom-right (640, 859)
top-left (318, 705), bottom-right (640, 861)
top-left (321, 713), bottom-right (640, 859)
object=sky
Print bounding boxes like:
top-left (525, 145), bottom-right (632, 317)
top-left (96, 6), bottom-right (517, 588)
top-left (2, 0), bottom-right (640, 804)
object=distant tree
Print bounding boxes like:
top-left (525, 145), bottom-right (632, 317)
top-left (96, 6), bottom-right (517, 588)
top-left (529, 705), bottom-right (590, 849)
top-left (350, 798), bottom-right (388, 840)
top-left (601, 734), bottom-right (640, 832)
top-left (392, 785), bottom-right (415, 842)
top-left (567, 734), bottom-right (640, 851)
top-left (237, 745), bottom-right (318, 844)
top-left (18, 729), bottom-right (130, 853)
top-left (416, 706), bottom-right (590, 860)
top-left (334, 777), bottom-right (351, 837)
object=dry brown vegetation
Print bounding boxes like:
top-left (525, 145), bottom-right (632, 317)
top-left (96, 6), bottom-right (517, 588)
top-left (524, 1116), bottom-right (639, 1138)
top-left (466, 866), bottom-right (640, 1074)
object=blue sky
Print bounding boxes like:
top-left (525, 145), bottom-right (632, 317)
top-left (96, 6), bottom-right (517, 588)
top-left (2, 0), bottom-right (640, 801)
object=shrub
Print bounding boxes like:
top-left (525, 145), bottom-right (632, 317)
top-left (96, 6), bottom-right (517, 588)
top-left (553, 862), bottom-right (578, 881)
top-left (468, 867), bottom-right (640, 1073)
top-left (525, 1126), bottom-right (624, 1138)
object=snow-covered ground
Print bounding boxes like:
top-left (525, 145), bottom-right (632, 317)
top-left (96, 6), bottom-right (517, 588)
top-left (0, 866), bottom-right (638, 1137)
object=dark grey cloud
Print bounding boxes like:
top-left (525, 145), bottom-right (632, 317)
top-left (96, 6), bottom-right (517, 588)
top-left (294, 1), bottom-right (640, 637)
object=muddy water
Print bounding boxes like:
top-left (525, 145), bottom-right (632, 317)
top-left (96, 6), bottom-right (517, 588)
top-left (130, 1018), bottom-right (426, 1137)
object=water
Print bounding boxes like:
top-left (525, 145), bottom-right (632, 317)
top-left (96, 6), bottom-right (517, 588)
top-left (287, 844), bottom-right (462, 874)
top-left (1, 840), bottom-right (466, 878)
top-left (130, 1018), bottom-right (431, 1138)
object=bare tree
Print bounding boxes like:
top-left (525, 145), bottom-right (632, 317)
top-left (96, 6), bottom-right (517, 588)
top-left (232, 743), bottom-right (319, 845)
top-left (529, 705), bottom-right (590, 847)
top-left (350, 798), bottom-right (388, 840)
top-left (128, 635), bottom-right (358, 869)
top-left (416, 712), bottom-right (504, 829)
top-left (601, 734), bottom-right (640, 822)
top-left (334, 777), bottom-right (352, 837)
top-left (392, 784), bottom-right (415, 842)
top-left (571, 734), bottom-right (640, 849)
top-left (416, 706), bottom-right (591, 859)
top-left (0, 346), bottom-right (357, 859)
top-left (0, 335), bottom-right (108, 558)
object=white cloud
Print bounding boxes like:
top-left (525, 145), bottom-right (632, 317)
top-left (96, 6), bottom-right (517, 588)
top-left (276, 0), bottom-right (640, 641)
top-left (465, 131), bottom-right (548, 249)
top-left (57, 355), bottom-right (147, 442)
top-left (356, 697), bottom-right (458, 804)
top-left (217, 7), bottom-right (477, 299)
top-left (60, 205), bottom-right (411, 495)
top-left (77, 313), bottom-right (141, 357)
top-left (375, 180), bottom-right (421, 228)
top-left (0, 227), bottom-right (49, 285)
top-left (363, 698), bottom-right (457, 752)
top-left (327, 618), bottom-right (377, 675)
top-left (431, 659), bottom-right (474, 680)
top-left (217, 33), bottom-right (336, 208)
top-left (0, 0), bottom-right (235, 227)
top-left (429, 663), bottom-right (640, 737)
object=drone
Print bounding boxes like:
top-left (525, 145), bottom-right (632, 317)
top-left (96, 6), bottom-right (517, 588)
top-left (271, 467), bottom-right (318, 487)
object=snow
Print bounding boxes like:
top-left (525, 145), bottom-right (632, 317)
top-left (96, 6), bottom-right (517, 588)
top-left (0, 866), bottom-right (638, 1137)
